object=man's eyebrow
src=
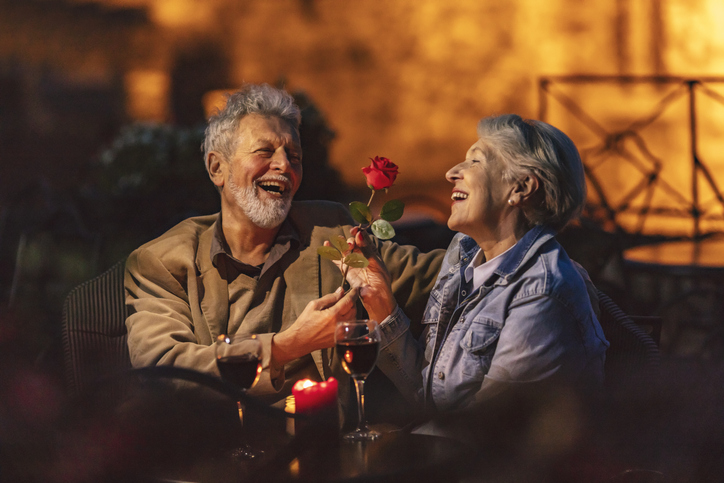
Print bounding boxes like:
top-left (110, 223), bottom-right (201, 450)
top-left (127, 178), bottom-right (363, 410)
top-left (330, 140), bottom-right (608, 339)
top-left (250, 137), bottom-right (275, 147)
top-left (250, 137), bottom-right (301, 148)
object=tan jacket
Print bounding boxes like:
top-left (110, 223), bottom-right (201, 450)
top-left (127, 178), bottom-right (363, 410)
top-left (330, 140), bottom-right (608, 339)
top-left (125, 201), bottom-right (443, 403)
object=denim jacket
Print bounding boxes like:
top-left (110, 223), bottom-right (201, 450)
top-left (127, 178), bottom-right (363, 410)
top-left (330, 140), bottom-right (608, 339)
top-left (376, 225), bottom-right (609, 412)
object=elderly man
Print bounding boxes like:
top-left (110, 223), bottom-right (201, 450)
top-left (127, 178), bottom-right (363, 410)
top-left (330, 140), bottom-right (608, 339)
top-left (124, 83), bottom-right (442, 408)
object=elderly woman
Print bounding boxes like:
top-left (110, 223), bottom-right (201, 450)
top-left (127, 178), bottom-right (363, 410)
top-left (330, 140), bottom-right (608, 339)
top-left (345, 114), bottom-right (609, 412)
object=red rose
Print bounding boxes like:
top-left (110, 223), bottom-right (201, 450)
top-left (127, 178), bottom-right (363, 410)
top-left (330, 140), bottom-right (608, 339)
top-left (362, 156), bottom-right (399, 190)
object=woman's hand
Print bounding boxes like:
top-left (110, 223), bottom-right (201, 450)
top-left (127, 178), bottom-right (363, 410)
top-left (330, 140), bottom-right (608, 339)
top-left (327, 227), bottom-right (397, 324)
top-left (271, 287), bottom-right (359, 368)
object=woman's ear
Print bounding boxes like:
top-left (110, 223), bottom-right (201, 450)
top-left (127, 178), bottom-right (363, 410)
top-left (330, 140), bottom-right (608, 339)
top-left (206, 152), bottom-right (226, 188)
top-left (510, 174), bottom-right (540, 205)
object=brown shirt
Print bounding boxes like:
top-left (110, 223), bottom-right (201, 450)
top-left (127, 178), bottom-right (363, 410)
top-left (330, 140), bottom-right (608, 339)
top-left (210, 216), bottom-right (322, 399)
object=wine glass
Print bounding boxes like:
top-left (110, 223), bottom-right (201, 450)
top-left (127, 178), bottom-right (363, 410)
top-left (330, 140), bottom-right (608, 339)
top-left (335, 319), bottom-right (381, 441)
top-left (215, 333), bottom-right (263, 459)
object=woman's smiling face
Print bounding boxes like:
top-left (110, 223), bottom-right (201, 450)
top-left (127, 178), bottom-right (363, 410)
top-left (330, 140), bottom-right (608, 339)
top-left (445, 138), bottom-right (514, 239)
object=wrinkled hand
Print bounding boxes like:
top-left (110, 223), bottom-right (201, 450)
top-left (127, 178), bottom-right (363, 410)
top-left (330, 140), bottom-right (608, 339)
top-left (325, 227), bottom-right (397, 324)
top-left (272, 287), bottom-right (359, 368)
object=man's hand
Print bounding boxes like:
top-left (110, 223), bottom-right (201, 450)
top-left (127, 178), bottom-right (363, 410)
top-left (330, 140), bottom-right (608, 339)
top-left (271, 287), bottom-right (359, 369)
top-left (326, 227), bottom-right (397, 324)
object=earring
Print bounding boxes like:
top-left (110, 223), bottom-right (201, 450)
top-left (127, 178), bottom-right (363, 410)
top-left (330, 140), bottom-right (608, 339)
top-left (508, 199), bottom-right (515, 206)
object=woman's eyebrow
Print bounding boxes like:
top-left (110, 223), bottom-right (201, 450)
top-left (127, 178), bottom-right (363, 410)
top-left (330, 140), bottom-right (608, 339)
top-left (468, 147), bottom-right (484, 157)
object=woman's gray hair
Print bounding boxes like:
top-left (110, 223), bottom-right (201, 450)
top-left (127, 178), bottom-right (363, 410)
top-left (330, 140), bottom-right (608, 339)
top-left (203, 83), bottom-right (301, 162)
top-left (477, 114), bottom-right (586, 231)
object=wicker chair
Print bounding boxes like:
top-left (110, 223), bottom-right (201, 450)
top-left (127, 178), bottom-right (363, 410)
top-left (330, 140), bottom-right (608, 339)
top-left (60, 258), bottom-right (130, 395)
top-left (597, 290), bottom-right (660, 388)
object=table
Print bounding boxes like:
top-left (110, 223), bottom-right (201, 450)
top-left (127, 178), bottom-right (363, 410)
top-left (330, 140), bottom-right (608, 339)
top-left (273, 430), bottom-right (467, 482)
top-left (622, 239), bottom-right (724, 357)
top-left (47, 367), bottom-right (471, 483)
top-left (623, 239), bottom-right (724, 276)
top-left (156, 429), bottom-right (469, 483)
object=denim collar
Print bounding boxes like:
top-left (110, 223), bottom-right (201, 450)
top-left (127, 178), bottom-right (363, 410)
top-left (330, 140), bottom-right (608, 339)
top-left (457, 224), bottom-right (556, 286)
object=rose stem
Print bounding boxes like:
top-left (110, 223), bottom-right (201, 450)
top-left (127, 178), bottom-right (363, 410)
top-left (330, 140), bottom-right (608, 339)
top-left (366, 190), bottom-right (376, 207)
top-left (341, 190), bottom-right (376, 292)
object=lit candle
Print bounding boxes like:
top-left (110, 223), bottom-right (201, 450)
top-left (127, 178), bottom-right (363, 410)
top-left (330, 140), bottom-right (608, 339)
top-left (292, 377), bottom-right (338, 414)
top-left (291, 378), bottom-right (339, 441)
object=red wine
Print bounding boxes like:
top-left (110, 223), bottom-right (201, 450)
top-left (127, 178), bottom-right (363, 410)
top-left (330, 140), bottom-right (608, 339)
top-left (337, 340), bottom-right (380, 377)
top-left (217, 354), bottom-right (261, 389)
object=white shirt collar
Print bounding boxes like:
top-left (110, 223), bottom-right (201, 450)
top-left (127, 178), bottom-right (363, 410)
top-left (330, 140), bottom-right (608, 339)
top-left (464, 244), bottom-right (516, 292)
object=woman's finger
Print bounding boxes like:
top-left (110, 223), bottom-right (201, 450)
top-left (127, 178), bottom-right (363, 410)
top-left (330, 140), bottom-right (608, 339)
top-left (355, 230), bottom-right (367, 247)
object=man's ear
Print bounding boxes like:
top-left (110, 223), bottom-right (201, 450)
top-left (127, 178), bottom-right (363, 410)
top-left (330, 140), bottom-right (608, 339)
top-left (206, 151), bottom-right (226, 188)
top-left (510, 173), bottom-right (540, 205)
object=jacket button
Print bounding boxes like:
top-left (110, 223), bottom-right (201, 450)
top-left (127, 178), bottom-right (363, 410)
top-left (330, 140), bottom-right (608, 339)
top-left (461, 290), bottom-right (467, 296)
top-left (437, 372), bottom-right (445, 380)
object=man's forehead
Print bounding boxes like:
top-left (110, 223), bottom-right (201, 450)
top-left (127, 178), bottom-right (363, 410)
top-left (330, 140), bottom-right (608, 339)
top-left (236, 114), bottom-right (300, 143)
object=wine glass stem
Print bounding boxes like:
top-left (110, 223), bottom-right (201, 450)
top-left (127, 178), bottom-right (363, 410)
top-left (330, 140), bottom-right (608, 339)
top-left (353, 377), bottom-right (367, 430)
top-left (237, 400), bottom-right (244, 426)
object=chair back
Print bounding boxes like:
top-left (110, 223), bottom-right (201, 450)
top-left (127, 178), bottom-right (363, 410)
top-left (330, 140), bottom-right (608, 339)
top-left (61, 258), bottom-right (131, 395)
top-left (597, 290), bottom-right (660, 388)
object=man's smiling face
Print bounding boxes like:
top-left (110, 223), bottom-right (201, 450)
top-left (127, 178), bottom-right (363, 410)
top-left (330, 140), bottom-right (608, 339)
top-left (222, 113), bottom-right (302, 229)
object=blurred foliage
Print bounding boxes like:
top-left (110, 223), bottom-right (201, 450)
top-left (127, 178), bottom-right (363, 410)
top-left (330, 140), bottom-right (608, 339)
top-left (96, 122), bottom-right (208, 198)
top-left (293, 91), bottom-right (351, 202)
top-left (82, 122), bottom-right (220, 262)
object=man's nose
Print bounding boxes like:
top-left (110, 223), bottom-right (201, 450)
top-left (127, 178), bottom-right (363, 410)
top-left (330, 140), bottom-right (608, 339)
top-left (270, 148), bottom-right (291, 171)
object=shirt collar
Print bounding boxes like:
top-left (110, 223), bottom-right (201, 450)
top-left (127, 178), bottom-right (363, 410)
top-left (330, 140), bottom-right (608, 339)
top-left (210, 213), bottom-right (300, 274)
top-left (464, 244), bottom-right (515, 289)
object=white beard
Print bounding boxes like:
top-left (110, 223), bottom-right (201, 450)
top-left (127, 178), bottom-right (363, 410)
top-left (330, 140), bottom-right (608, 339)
top-left (227, 176), bottom-right (292, 229)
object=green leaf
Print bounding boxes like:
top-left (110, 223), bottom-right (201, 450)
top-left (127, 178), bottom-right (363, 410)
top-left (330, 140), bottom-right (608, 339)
top-left (343, 253), bottom-right (370, 268)
top-left (371, 219), bottom-right (396, 240)
top-left (330, 235), bottom-right (350, 254)
top-left (379, 199), bottom-right (405, 222)
top-left (349, 201), bottom-right (372, 224)
top-left (317, 246), bottom-right (343, 260)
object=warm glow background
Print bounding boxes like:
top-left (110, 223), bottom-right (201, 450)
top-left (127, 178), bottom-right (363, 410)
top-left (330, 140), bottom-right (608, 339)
top-left (4, 0), bottom-right (724, 235)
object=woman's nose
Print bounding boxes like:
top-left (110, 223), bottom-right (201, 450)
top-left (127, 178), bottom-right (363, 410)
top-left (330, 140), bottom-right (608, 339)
top-left (446, 163), bottom-right (463, 183)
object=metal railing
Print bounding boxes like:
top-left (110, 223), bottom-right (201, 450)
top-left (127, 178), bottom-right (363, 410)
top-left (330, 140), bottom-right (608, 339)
top-left (540, 75), bottom-right (724, 238)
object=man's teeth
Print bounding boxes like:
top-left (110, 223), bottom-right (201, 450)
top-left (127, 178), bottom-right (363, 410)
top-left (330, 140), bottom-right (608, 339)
top-left (258, 181), bottom-right (286, 194)
top-left (452, 192), bottom-right (468, 201)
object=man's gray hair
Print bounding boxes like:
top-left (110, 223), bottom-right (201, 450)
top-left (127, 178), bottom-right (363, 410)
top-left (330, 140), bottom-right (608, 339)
top-left (477, 114), bottom-right (586, 231)
top-left (203, 83), bottom-right (301, 162)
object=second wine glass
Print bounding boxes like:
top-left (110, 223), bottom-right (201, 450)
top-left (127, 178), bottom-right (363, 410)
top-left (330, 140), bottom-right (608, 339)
top-left (215, 333), bottom-right (263, 459)
top-left (335, 319), bottom-right (381, 441)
